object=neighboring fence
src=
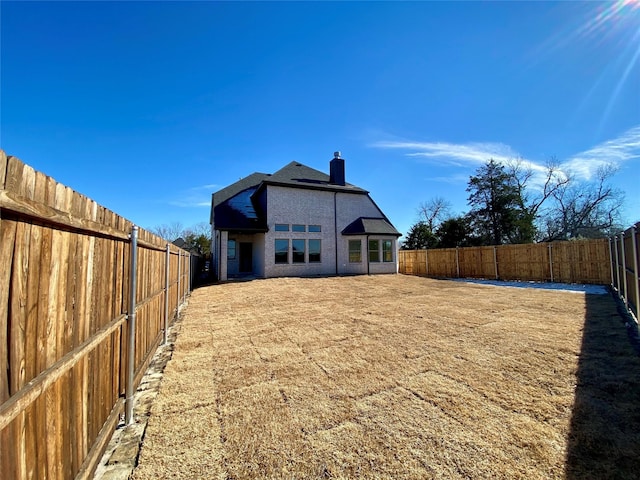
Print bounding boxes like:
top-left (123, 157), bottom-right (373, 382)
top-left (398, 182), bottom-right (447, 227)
top-left (399, 238), bottom-right (611, 285)
top-left (610, 222), bottom-right (640, 322)
top-left (0, 151), bottom-right (191, 480)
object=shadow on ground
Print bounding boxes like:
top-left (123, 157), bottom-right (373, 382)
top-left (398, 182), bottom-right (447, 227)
top-left (565, 294), bottom-right (640, 479)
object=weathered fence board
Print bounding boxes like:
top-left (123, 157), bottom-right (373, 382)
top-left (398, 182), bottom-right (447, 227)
top-left (0, 151), bottom-right (192, 480)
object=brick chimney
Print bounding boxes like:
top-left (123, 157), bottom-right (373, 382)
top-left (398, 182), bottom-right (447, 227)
top-left (329, 151), bottom-right (345, 186)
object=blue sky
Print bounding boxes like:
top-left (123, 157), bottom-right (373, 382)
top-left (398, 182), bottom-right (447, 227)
top-left (2, 1), bottom-right (639, 240)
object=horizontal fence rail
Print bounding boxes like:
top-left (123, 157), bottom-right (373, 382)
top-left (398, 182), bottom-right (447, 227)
top-left (610, 222), bottom-right (640, 322)
top-left (0, 151), bottom-right (191, 480)
top-left (399, 239), bottom-right (611, 285)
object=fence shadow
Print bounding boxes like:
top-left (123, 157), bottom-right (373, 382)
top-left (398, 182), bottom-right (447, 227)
top-left (565, 294), bottom-right (640, 479)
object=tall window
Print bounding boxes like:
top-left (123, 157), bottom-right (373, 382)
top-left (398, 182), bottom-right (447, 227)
top-left (309, 239), bottom-right (321, 263)
top-left (349, 240), bottom-right (362, 263)
top-left (227, 239), bottom-right (236, 259)
top-left (383, 240), bottom-right (393, 262)
top-left (275, 239), bottom-right (289, 264)
top-left (369, 239), bottom-right (380, 262)
top-left (292, 239), bottom-right (305, 263)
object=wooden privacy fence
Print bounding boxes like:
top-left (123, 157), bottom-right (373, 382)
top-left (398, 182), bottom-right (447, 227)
top-left (399, 238), bottom-right (611, 285)
top-left (610, 222), bottom-right (640, 322)
top-left (0, 151), bottom-right (191, 480)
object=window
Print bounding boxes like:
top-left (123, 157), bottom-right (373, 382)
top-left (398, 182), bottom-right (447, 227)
top-left (292, 224), bottom-right (306, 232)
top-left (369, 239), bottom-right (380, 262)
top-left (227, 239), bottom-right (236, 259)
top-left (275, 239), bottom-right (289, 263)
top-left (275, 224), bottom-right (289, 232)
top-left (383, 240), bottom-right (393, 262)
top-left (292, 239), bottom-right (305, 263)
top-left (349, 240), bottom-right (361, 263)
top-left (308, 225), bottom-right (321, 232)
top-left (309, 239), bottom-right (321, 263)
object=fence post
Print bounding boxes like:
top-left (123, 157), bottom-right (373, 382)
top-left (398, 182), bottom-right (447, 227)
top-left (631, 225), bottom-right (639, 321)
top-left (187, 253), bottom-right (191, 296)
top-left (493, 246), bottom-right (498, 280)
top-left (548, 243), bottom-right (554, 282)
top-left (177, 251), bottom-right (181, 313)
top-left (125, 225), bottom-right (139, 425)
top-left (455, 247), bottom-right (460, 278)
top-left (609, 237), bottom-right (615, 289)
top-left (621, 232), bottom-right (628, 310)
top-left (163, 243), bottom-right (170, 345)
top-left (425, 249), bottom-right (429, 276)
top-left (614, 236), bottom-right (621, 293)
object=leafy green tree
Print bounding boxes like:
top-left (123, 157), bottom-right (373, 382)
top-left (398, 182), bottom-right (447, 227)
top-left (435, 216), bottom-right (475, 248)
top-left (466, 159), bottom-right (533, 245)
top-left (402, 221), bottom-right (438, 250)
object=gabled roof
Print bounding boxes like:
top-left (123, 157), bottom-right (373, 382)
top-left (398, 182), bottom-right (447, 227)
top-left (257, 161), bottom-right (368, 194)
top-left (342, 217), bottom-right (402, 237)
top-left (211, 161), bottom-right (382, 233)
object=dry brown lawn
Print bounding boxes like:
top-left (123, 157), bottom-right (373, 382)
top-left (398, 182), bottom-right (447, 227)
top-left (132, 275), bottom-right (640, 480)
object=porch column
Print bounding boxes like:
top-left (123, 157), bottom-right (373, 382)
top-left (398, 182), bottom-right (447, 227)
top-left (220, 231), bottom-right (229, 281)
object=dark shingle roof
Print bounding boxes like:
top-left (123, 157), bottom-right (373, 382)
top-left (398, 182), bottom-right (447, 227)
top-left (213, 186), bottom-right (268, 232)
top-left (342, 217), bottom-right (402, 237)
top-left (211, 161), bottom-right (377, 232)
top-left (260, 161), bottom-right (368, 194)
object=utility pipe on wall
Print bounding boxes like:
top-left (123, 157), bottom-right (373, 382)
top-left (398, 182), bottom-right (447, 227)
top-left (125, 225), bottom-right (139, 425)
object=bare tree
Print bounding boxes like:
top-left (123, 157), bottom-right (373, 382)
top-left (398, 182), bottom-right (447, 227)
top-left (417, 197), bottom-right (452, 231)
top-left (505, 157), bottom-right (570, 220)
top-left (150, 221), bottom-right (184, 241)
top-left (541, 164), bottom-right (625, 241)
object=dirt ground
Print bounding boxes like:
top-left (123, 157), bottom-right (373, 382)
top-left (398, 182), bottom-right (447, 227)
top-left (131, 275), bottom-right (640, 480)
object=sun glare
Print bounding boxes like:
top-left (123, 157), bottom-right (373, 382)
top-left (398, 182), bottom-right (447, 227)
top-left (562, 0), bottom-right (640, 135)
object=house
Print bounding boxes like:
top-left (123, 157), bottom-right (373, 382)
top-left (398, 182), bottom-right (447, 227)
top-left (210, 152), bottom-right (401, 280)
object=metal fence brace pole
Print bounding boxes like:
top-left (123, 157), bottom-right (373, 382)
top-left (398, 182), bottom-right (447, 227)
top-left (609, 237), bottom-right (615, 289)
top-left (631, 225), bottom-right (640, 321)
top-left (455, 247), bottom-right (460, 278)
top-left (548, 243), bottom-right (554, 282)
top-left (125, 225), bottom-right (139, 425)
top-left (614, 236), bottom-right (621, 294)
top-left (188, 253), bottom-right (191, 293)
top-left (163, 243), bottom-right (170, 345)
top-left (186, 253), bottom-right (190, 297)
top-left (493, 246), bottom-right (498, 280)
top-left (621, 232), bottom-right (629, 309)
top-left (177, 251), bottom-right (181, 313)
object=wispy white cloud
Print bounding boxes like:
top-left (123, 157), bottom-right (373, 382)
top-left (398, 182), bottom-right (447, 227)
top-left (169, 199), bottom-right (211, 208)
top-left (168, 184), bottom-right (219, 208)
top-left (562, 125), bottom-right (640, 179)
top-left (373, 124), bottom-right (640, 184)
top-left (191, 183), bottom-right (220, 191)
top-left (428, 174), bottom-right (469, 185)
top-left (374, 140), bottom-right (519, 167)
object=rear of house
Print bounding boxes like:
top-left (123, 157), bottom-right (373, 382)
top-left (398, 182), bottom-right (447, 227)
top-left (210, 152), bottom-right (401, 281)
